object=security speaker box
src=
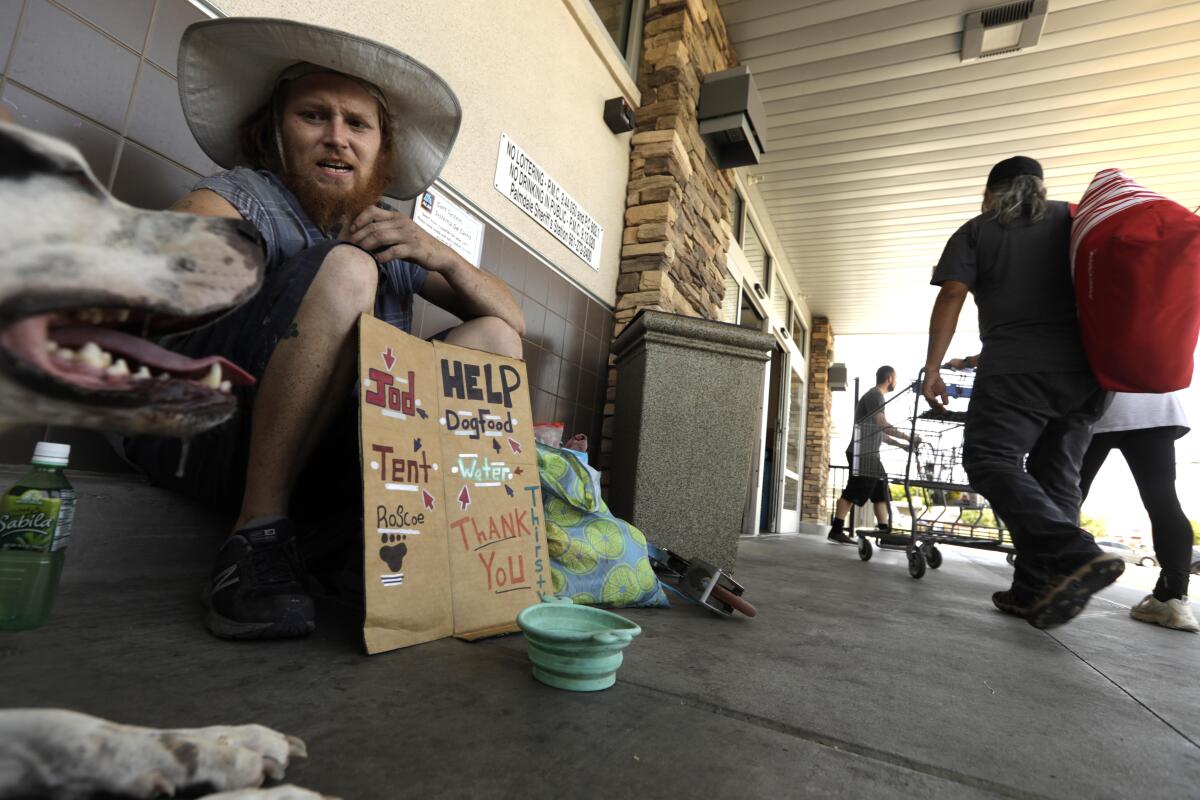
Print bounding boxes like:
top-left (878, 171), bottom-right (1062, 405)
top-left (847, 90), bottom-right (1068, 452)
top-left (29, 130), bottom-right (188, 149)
top-left (697, 65), bottom-right (768, 169)
top-left (828, 363), bottom-right (848, 392)
top-left (603, 96), bottom-right (635, 134)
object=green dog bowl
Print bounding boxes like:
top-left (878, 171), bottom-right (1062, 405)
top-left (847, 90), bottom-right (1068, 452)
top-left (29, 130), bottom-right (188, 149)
top-left (517, 598), bottom-right (641, 692)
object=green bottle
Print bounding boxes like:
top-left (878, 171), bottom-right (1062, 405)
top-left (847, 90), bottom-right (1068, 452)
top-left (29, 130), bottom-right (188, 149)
top-left (0, 442), bottom-right (75, 631)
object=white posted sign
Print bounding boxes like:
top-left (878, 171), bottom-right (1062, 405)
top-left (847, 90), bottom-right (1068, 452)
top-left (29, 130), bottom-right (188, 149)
top-left (412, 186), bottom-right (485, 268)
top-left (494, 134), bottom-right (602, 271)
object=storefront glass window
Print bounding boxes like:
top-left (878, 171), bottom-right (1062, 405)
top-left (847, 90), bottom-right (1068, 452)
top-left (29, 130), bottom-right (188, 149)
top-left (731, 191), bottom-right (744, 244)
top-left (741, 219), bottom-right (768, 295)
top-left (792, 314), bottom-right (807, 354)
top-left (771, 280), bottom-right (789, 328)
top-left (738, 287), bottom-right (765, 331)
top-left (721, 271), bottom-right (740, 324)
top-left (590, 0), bottom-right (634, 52)
top-left (587, 0), bottom-right (645, 70)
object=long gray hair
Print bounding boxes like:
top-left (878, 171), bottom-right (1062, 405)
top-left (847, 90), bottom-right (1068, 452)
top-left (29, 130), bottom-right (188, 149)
top-left (983, 174), bottom-right (1047, 224)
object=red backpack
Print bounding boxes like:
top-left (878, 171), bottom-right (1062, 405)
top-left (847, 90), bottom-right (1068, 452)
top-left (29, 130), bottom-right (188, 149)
top-left (1070, 169), bottom-right (1200, 392)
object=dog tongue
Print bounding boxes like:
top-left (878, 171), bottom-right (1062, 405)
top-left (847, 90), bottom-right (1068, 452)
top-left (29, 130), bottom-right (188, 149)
top-left (52, 326), bottom-right (254, 385)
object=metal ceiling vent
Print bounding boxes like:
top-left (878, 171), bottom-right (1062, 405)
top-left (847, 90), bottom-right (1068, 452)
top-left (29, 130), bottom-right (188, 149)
top-left (961, 0), bottom-right (1048, 61)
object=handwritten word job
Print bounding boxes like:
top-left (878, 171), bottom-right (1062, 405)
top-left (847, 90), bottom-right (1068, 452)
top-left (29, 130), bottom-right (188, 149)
top-left (365, 369), bottom-right (415, 415)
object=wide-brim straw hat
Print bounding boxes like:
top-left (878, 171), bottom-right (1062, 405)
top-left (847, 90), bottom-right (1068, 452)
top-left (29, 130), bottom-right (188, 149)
top-left (178, 17), bottom-right (461, 199)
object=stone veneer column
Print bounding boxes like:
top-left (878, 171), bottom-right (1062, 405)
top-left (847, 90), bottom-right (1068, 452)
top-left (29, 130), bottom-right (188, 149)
top-left (801, 318), bottom-right (835, 522)
top-left (601, 0), bottom-right (739, 479)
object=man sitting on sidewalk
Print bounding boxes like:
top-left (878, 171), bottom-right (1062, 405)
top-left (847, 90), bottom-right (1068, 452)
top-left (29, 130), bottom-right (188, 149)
top-left (123, 18), bottom-right (525, 640)
top-left (828, 366), bottom-right (915, 544)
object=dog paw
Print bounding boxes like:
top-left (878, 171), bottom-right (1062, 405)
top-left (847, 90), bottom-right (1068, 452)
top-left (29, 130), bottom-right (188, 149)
top-left (154, 722), bottom-right (308, 790)
top-left (0, 710), bottom-right (309, 798)
top-left (201, 784), bottom-right (336, 799)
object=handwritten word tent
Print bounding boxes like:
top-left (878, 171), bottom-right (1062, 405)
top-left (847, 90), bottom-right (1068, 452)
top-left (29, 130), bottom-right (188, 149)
top-left (358, 314), bottom-right (548, 654)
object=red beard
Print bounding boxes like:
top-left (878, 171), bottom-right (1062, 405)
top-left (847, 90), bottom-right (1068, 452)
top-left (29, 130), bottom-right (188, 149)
top-left (285, 161), bottom-right (392, 238)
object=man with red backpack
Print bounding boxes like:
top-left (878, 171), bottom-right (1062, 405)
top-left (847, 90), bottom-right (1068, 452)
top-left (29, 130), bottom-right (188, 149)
top-left (922, 156), bottom-right (1123, 630)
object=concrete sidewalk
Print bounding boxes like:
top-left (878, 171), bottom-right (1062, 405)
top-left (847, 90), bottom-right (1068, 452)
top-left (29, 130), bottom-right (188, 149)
top-left (2, 471), bottom-right (1197, 799)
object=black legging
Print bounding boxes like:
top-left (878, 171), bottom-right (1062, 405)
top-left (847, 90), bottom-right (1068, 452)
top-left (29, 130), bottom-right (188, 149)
top-left (1079, 426), bottom-right (1192, 600)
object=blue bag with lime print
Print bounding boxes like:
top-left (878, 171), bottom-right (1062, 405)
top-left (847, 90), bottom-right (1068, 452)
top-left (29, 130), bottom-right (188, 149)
top-left (536, 443), bottom-right (669, 608)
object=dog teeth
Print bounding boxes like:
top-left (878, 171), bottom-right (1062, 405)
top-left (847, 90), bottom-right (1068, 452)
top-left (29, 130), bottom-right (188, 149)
top-left (77, 341), bottom-right (112, 369)
top-left (74, 308), bottom-right (133, 324)
top-left (219, 380), bottom-right (232, 393)
top-left (156, 372), bottom-right (171, 381)
top-left (45, 341), bottom-right (58, 352)
top-left (201, 363), bottom-right (222, 389)
top-left (56, 348), bottom-right (75, 360)
top-left (106, 359), bottom-right (130, 378)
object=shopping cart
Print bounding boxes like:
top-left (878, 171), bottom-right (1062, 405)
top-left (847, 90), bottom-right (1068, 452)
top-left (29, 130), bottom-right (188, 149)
top-left (849, 367), bottom-right (1013, 578)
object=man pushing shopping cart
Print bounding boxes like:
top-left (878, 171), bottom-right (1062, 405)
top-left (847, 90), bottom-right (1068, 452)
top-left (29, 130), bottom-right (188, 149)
top-left (828, 365), bottom-right (919, 545)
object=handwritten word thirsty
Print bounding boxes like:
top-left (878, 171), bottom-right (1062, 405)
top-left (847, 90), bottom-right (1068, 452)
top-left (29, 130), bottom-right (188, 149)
top-left (524, 485), bottom-right (547, 592)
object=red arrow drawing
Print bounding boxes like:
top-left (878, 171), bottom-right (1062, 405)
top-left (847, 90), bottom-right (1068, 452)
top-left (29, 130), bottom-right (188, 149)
top-left (381, 347), bottom-right (396, 371)
top-left (422, 490), bottom-right (435, 511)
top-left (508, 438), bottom-right (522, 454)
top-left (457, 485), bottom-right (471, 510)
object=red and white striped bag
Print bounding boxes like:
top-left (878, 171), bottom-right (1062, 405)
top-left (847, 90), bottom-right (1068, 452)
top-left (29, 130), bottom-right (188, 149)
top-left (1070, 169), bottom-right (1200, 392)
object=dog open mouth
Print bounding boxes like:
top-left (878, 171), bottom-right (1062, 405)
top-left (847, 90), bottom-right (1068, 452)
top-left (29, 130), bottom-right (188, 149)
top-left (0, 120), bottom-right (268, 436)
top-left (0, 305), bottom-right (254, 408)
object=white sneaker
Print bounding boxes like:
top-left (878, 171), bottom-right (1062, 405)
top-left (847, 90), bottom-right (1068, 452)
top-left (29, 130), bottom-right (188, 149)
top-left (1130, 595), bottom-right (1200, 633)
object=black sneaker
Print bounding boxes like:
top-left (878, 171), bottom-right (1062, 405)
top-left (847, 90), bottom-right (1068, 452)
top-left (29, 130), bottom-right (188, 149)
top-left (1026, 553), bottom-right (1125, 630)
top-left (827, 529), bottom-right (855, 544)
top-left (201, 519), bottom-right (315, 640)
top-left (992, 590), bottom-right (1033, 619)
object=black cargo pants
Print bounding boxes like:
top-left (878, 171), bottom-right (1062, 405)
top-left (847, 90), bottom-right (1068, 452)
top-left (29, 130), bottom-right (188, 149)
top-left (963, 371), bottom-right (1109, 602)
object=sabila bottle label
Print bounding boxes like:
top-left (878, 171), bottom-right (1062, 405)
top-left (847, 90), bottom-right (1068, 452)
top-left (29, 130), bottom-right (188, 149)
top-left (0, 489), bottom-right (74, 552)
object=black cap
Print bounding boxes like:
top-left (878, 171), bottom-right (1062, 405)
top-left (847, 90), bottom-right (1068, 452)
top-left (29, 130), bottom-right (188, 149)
top-left (987, 156), bottom-right (1043, 188)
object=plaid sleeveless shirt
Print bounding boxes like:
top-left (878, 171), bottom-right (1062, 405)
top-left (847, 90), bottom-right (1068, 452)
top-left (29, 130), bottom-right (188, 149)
top-left (195, 167), bottom-right (427, 332)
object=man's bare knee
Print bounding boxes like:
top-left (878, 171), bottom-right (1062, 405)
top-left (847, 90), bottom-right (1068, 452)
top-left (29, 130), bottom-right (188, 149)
top-left (445, 316), bottom-right (523, 359)
top-left (308, 244), bottom-right (378, 315)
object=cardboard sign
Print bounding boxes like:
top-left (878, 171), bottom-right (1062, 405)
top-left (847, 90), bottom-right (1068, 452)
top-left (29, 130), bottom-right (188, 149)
top-left (358, 314), bottom-right (547, 654)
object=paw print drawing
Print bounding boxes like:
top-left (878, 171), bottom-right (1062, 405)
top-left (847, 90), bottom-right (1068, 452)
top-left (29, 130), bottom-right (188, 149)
top-left (380, 533), bottom-right (408, 572)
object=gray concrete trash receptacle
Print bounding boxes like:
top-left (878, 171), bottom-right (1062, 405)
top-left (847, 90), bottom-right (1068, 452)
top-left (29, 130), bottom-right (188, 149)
top-left (608, 310), bottom-right (773, 573)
